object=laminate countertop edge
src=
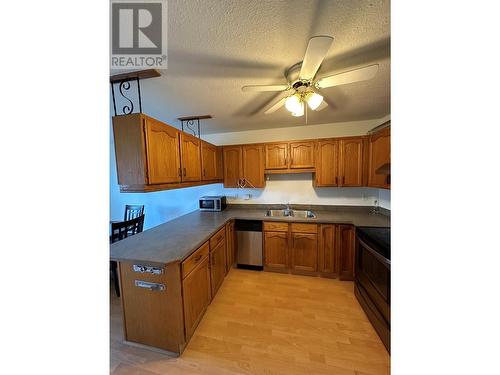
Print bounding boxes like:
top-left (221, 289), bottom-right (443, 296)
top-left (110, 207), bottom-right (390, 267)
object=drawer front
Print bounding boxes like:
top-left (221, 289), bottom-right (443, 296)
top-left (120, 262), bottom-right (165, 283)
top-left (210, 227), bottom-right (226, 249)
top-left (263, 221), bottom-right (289, 232)
top-left (182, 241), bottom-right (210, 279)
top-left (290, 223), bottom-right (318, 234)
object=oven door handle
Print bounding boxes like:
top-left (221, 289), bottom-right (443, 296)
top-left (358, 238), bottom-right (391, 268)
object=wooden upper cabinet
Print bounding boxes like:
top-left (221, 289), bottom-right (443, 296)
top-left (315, 139), bottom-right (339, 186)
top-left (289, 141), bottom-right (314, 169)
top-left (290, 232), bottom-right (318, 273)
top-left (242, 144), bottom-right (265, 188)
top-left (368, 126), bottom-right (390, 189)
top-left (144, 117), bottom-right (181, 184)
top-left (338, 225), bottom-right (355, 281)
top-left (318, 224), bottom-right (336, 275)
top-left (339, 138), bottom-right (363, 187)
top-left (201, 141), bottom-right (217, 181)
top-left (215, 146), bottom-right (224, 180)
top-left (182, 255), bottom-right (211, 341)
top-left (180, 133), bottom-right (201, 182)
top-left (223, 146), bottom-right (242, 187)
top-left (265, 143), bottom-right (288, 169)
top-left (264, 231), bottom-right (289, 272)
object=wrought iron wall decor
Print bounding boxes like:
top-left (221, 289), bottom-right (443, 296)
top-left (111, 78), bottom-right (142, 116)
top-left (177, 115), bottom-right (213, 138)
top-left (110, 69), bottom-right (161, 116)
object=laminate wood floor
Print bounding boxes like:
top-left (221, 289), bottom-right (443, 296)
top-left (111, 269), bottom-right (390, 374)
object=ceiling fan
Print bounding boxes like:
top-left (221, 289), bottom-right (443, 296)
top-left (242, 35), bottom-right (379, 117)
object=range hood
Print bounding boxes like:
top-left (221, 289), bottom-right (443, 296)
top-left (375, 163), bottom-right (391, 175)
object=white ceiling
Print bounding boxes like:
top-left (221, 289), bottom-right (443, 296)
top-left (112, 0), bottom-right (390, 134)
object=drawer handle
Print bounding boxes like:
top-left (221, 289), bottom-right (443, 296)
top-left (133, 264), bottom-right (163, 275)
top-left (193, 254), bottom-right (202, 262)
top-left (134, 280), bottom-right (165, 291)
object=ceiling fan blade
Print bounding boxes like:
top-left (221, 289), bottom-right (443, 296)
top-left (316, 64), bottom-right (379, 89)
top-left (242, 84), bottom-right (288, 92)
top-left (262, 90), bottom-right (293, 114)
top-left (299, 36), bottom-right (334, 80)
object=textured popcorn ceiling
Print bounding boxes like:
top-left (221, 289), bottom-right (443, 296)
top-left (113, 0), bottom-right (390, 134)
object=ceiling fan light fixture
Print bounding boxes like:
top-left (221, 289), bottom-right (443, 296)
top-left (306, 91), bottom-right (323, 110)
top-left (291, 101), bottom-right (304, 117)
top-left (285, 94), bottom-right (302, 114)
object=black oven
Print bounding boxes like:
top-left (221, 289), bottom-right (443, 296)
top-left (355, 226), bottom-right (391, 352)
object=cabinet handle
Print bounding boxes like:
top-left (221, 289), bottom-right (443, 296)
top-left (342, 176), bottom-right (345, 185)
top-left (178, 168), bottom-right (182, 177)
top-left (203, 168), bottom-right (206, 177)
top-left (335, 176), bottom-right (338, 185)
top-left (194, 254), bottom-right (202, 262)
top-left (134, 280), bottom-right (165, 291)
top-left (212, 256), bottom-right (216, 266)
top-left (183, 168), bottom-right (186, 176)
top-left (133, 264), bottom-right (163, 275)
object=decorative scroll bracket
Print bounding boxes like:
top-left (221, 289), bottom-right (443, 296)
top-left (110, 69), bottom-right (161, 116)
top-left (177, 115), bottom-right (213, 138)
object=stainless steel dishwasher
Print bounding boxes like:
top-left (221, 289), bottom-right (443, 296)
top-left (235, 220), bottom-right (263, 270)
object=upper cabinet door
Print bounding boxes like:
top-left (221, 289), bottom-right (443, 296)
top-left (215, 146), bottom-right (224, 180)
top-left (223, 146), bottom-right (242, 187)
top-left (339, 138), bottom-right (363, 187)
top-left (368, 127), bottom-right (390, 189)
top-left (315, 139), bottom-right (339, 186)
top-left (180, 133), bottom-right (201, 182)
top-left (242, 144), bottom-right (265, 188)
top-left (289, 141), bottom-right (314, 168)
top-left (201, 141), bottom-right (217, 181)
top-left (144, 117), bottom-right (181, 184)
top-left (265, 143), bottom-right (288, 169)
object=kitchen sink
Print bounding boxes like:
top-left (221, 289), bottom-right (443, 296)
top-left (265, 209), bottom-right (290, 217)
top-left (265, 209), bottom-right (316, 219)
top-left (290, 210), bottom-right (316, 219)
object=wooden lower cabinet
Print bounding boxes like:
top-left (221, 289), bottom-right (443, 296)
top-left (263, 231), bottom-right (289, 272)
top-left (318, 224), bottom-right (336, 276)
top-left (119, 262), bottom-right (185, 353)
top-left (225, 221), bottom-right (235, 273)
top-left (182, 256), bottom-right (211, 341)
top-left (290, 232), bottom-right (318, 273)
top-left (338, 224), bottom-right (356, 280)
top-left (210, 240), bottom-right (226, 298)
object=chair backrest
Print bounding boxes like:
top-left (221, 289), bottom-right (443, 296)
top-left (111, 214), bottom-right (145, 243)
top-left (124, 205), bottom-right (145, 221)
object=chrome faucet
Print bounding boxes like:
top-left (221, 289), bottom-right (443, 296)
top-left (285, 202), bottom-right (291, 214)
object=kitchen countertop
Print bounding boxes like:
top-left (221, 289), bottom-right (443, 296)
top-left (110, 205), bottom-right (390, 267)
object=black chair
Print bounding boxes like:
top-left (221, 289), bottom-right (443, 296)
top-left (124, 204), bottom-right (144, 220)
top-left (110, 214), bottom-right (145, 297)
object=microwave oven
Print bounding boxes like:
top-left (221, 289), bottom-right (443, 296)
top-left (199, 196), bottom-right (227, 212)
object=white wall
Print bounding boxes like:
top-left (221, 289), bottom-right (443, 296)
top-left (110, 115), bottom-right (391, 230)
top-left (202, 115), bottom-right (391, 145)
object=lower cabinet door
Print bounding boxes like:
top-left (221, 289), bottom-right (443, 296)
top-left (338, 224), bottom-right (355, 280)
top-left (182, 256), bottom-right (211, 340)
top-left (318, 224), bottom-right (336, 276)
top-left (291, 232), bottom-right (318, 273)
top-left (264, 231), bottom-right (289, 272)
top-left (210, 240), bottom-right (226, 298)
top-left (225, 221), bottom-right (235, 273)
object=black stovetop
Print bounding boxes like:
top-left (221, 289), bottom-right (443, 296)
top-left (356, 227), bottom-right (391, 260)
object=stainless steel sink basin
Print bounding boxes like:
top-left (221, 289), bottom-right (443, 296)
top-left (265, 209), bottom-right (290, 217)
top-left (265, 209), bottom-right (316, 219)
top-left (289, 210), bottom-right (316, 219)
